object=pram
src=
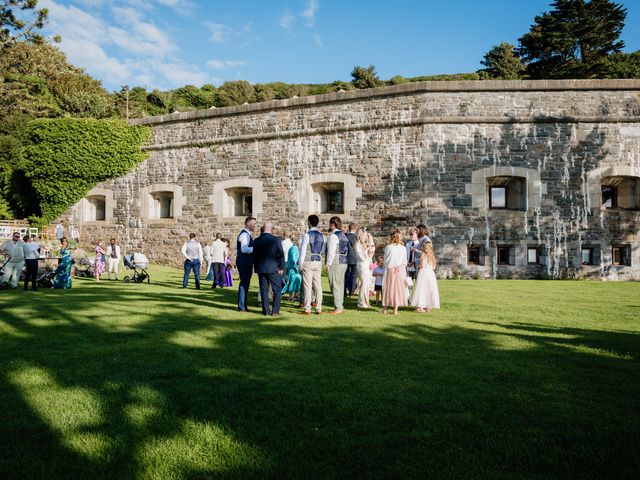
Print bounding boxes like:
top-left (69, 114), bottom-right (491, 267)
top-left (37, 269), bottom-right (56, 288)
top-left (74, 256), bottom-right (95, 278)
top-left (123, 253), bottom-right (150, 284)
top-left (0, 253), bottom-right (10, 290)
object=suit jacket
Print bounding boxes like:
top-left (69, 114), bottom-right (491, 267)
top-left (346, 232), bottom-right (358, 265)
top-left (106, 244), bottom-right (121, 260)
top-left (253, 232), bottom-right (285, 274)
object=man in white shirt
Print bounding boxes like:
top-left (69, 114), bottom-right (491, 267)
top-left (106, 238), bottom-right (122, 280)
top-left (326, 216), bottom-right (350, 314)
top-left (210, 233), bottom-right (227, 289)
top-left (55, 221), bottom-right (65, 241)
top-left (181, 232), bottom-right (203, 289)
top-left (299, 215), bottom-right (325, 315)
top-left (22, 235), bottom-right (41, 291)
top-left (236, 216), bottom-right (256, 311)
top-left (1, 232), bottom-right (25, 288)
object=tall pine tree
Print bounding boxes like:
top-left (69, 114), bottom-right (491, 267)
top-left (518, 0), bottom-right (627, 79)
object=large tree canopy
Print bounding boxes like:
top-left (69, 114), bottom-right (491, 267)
top-left (518, 0), bottom-right (627, 79)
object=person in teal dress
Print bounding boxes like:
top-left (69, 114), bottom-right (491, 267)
top-left (282, 242), bottom-right (302, 301)
top-left (53, 237), bottom-right (73, 289)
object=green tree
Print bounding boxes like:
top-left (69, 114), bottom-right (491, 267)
top-left (481, 42), bottom-right (526, 79)
top-left (389, 75), bottom-right (409, 85)
top-left (351, 65), bottom-right (382, 89)
top-left (603, 51), bottom-right (640, 78)
top-left (217, 80), bottom-right (255, 107)
top-left (0, 0), bottom-right (49, 48)
top-left (518, 0), bottom-right (627, 79)
top-left (0, 41), bottom-right (112, 118)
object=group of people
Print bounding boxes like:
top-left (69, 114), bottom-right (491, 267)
top-left (199, 215), bottom-right (441, 317)
top-left (179, 233), bottom-right (234, 289)
top-left (0, 232), bottom-right (124, 290)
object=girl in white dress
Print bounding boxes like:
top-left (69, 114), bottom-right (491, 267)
top-left (355, 231), bottom-right (372, 309)
top-left (410, 242), bottom-right (440, 313)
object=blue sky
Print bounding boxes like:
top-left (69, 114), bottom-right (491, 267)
top-left (38, 0), bottom-right (640, 91)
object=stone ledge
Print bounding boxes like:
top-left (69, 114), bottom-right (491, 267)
top-left (140, 116), bottom-right (640, 151)
top-left (130, 79), bottom-right (640, 126)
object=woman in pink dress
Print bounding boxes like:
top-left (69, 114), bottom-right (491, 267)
top-left (410, 242), bottom-right (440, 313)
top-left (94, 239), bottom-right (106, 282)
top-left (382, 230), bottom-right (408, 315)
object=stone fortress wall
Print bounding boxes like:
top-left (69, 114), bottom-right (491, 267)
top-left (66, 79), bottom-right (640, 279)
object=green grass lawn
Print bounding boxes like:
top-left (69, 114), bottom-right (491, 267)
top-left (1, 267), bottom-right (639, 480)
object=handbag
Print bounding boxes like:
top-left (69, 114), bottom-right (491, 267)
top-left (404, 276), bottom-right (413, 288)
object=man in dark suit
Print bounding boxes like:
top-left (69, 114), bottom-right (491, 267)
top-left (252, 221), bottom-right (285, 316)
top-left (345, 223), bottom-right (359, 298)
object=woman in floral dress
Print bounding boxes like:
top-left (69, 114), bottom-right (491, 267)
top-left (94, 239), bottom-right (106, 282)
top-left (53, 238), bottom-right (73, 289)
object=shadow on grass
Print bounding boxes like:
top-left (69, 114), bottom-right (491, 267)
top-left (1, 281), bottom-right (639, 480)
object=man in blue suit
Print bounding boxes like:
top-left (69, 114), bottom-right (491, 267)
top-left (253, 221), bottom-right (285, 316)
top-left (236, 216), bottom-right (256, 312)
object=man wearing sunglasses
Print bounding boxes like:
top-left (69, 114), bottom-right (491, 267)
top-left (1, 232), bottom-right (26, 288)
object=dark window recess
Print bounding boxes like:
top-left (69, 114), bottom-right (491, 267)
top-left (601, 186), bottom-right (617, 209)
top-left (497, 245), bottom-right (515, 266)
top-left (601, 176), bottom-right (640, 210)
top-left (488, 176), bottom-right (527, 211)
top-left (325, 189), bottom-right (343, 213)
top-left (612, 245), bottom-right (631, 266)
top-left (582, 247), bottom-right (595, 266)
top-left (468, 246), bottom-right (484, 265)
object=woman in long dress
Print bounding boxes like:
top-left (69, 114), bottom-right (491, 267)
top-left (94, 239), bottom-right (106, 282)
top-left (203, 241), bottom-right (214, 281)
top-left (382, 230), bottom-right (408, 315)
top-left (282, 242), bottom-right (302, 301)
top-left (356, 230), bottom-right (372, 309)
top-left (411, 242), bottom-right (440, 312)
top-left (53, 238), bottom-right (73, 289)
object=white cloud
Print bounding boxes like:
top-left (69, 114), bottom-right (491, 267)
top-left (279, 10), bottom-right (295, 29)
top-left (301, 0), bottom-right (319, 27)
top-left (152, 60), bottom-right (209, 86)
top-left (39, 0), bottom-right (213, 90)
top-left (313, 33), bottom-right (322, 47)
top-left (203, 21), bottom-right (233, 43)
top-left (206, 59), bottom-right (247, 70)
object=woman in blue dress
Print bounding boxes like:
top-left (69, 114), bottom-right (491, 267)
top-left (53, 237), bottom-right (73, 289)
top-left (282, 241), bottom-right (302, 302)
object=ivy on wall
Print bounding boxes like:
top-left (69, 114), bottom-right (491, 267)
top-left (19, 118), bottom-right (150, 225)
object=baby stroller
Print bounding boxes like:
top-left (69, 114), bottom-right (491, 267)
top-left (0, 253), bottom-right (10, 290)
top-left (37, 270), bottom-right (56, 289)
top-left (123, 253), bottom-right (150, 284)
top-left (74, 256), bottom-right (95, 278)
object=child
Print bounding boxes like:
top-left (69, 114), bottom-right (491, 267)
top-left (410, 242), bottom-right (440, 313)
top-left (372, 255), bottom-right (385, 306)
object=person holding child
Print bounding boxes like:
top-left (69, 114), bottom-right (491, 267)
top-left (410, 242), bottom-right (440, 312)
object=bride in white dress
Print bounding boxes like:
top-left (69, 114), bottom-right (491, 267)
top-left (410, 242), bottom-right (440, 313)
top-left (355, 231), bottom-right (372, 308)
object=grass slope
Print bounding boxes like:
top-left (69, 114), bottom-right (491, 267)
top-left (1, 266), bottom-right (639, 480)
